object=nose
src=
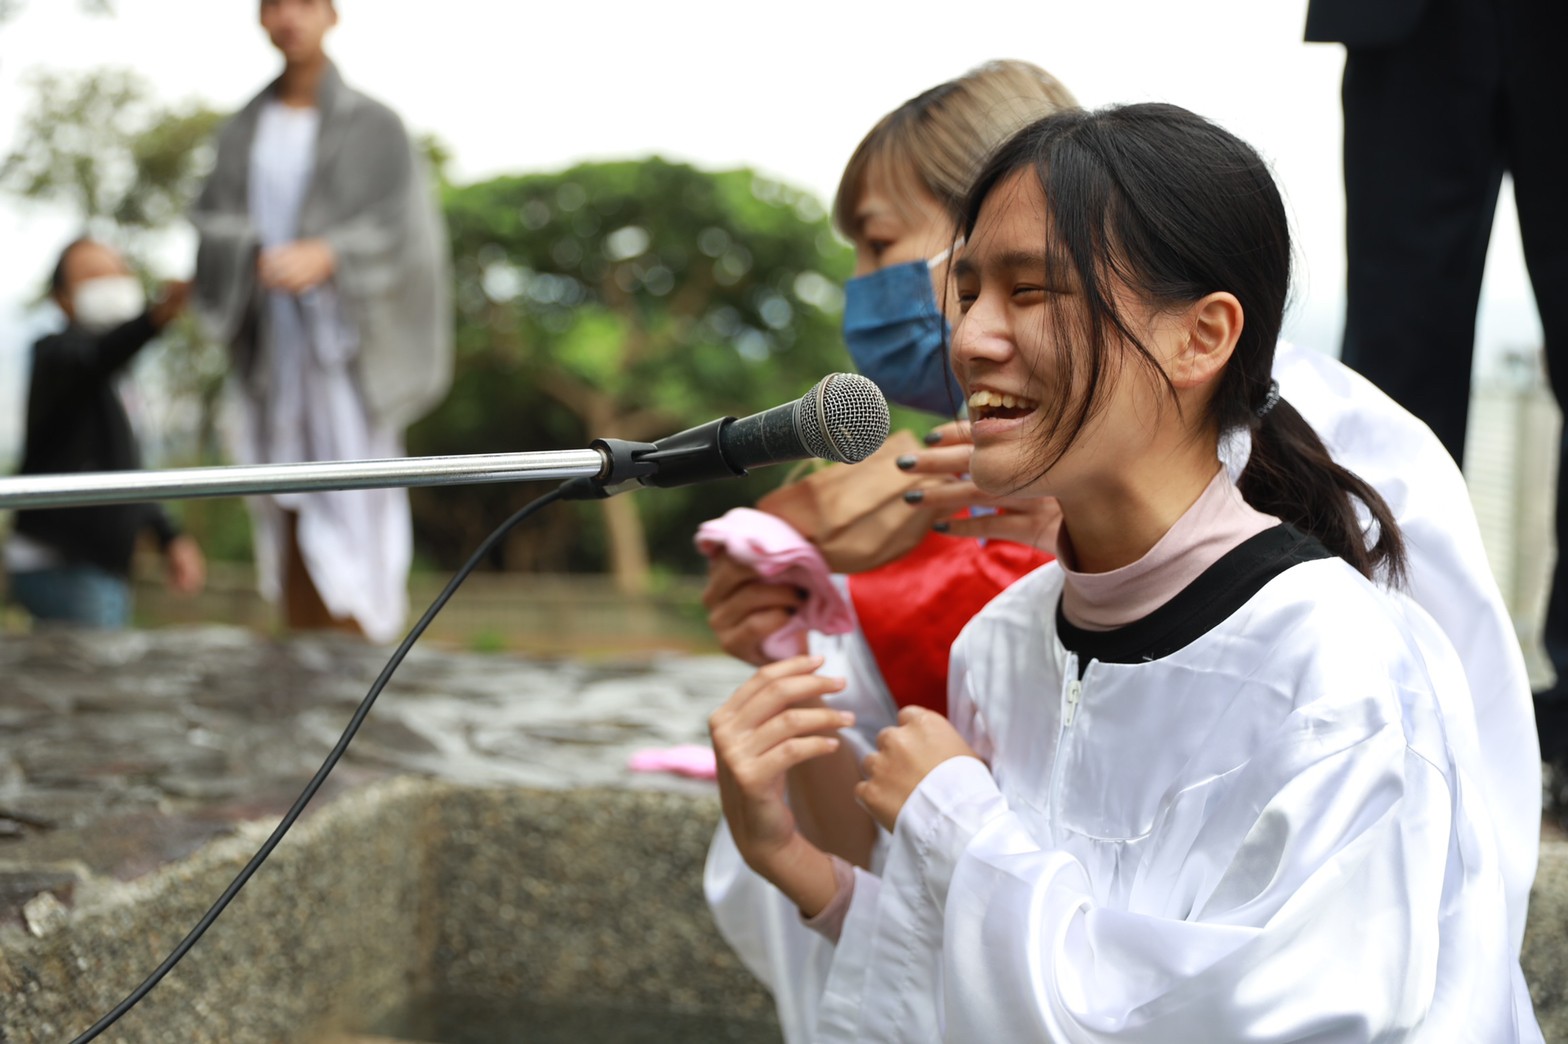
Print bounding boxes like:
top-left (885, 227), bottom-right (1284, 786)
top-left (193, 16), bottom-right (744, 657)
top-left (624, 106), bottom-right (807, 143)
top-left (950, 291), bottom-right (1015, 373)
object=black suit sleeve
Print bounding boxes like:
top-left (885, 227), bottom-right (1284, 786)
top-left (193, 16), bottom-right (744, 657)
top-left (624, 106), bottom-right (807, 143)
top-left (27, 313), bottom-right (159, 436)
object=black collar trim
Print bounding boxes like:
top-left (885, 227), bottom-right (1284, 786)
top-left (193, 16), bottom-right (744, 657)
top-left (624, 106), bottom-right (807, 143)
top-left (1056, 524), bottom-right (1334, 667)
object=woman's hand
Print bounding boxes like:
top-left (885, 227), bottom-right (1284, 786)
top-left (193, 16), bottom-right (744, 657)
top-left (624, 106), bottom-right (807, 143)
top-left (900, 422), bottom-right (1063, 555)
top-left (857, 706), bottom-right (979, 833)
top-left (710, 654), bottom-right (852, 914)
top-left (710, 654), bottom-right (851, 864)
top-left (702, 551), bottom-right (805, 666)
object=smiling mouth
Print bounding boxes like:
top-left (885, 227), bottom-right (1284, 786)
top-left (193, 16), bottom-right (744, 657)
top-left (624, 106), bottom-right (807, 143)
top-left (967, 390), bottom-right (1040, 422)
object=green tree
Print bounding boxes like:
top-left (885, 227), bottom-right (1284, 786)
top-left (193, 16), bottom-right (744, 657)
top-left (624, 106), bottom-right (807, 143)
top-left (0, 0), bottom-right (112, 26)
top-left (1, 68), bottom-right (220, 235)
top-left (415, 158), bottom-right (854, 591)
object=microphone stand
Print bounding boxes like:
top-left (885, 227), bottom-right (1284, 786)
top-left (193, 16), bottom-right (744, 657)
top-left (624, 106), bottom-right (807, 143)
top-left (0, 448), bottom-right (616, 510)
top-left (0, 417), bottom-right (758, 511)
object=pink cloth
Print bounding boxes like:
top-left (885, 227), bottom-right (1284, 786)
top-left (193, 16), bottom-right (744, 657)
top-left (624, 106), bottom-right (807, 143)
top-left (1059, 469), bottom-right (1279, 631)
top-left (627, 744), bottom-right (717, 780)
top-left (694, 507), bottom-right (855, 659)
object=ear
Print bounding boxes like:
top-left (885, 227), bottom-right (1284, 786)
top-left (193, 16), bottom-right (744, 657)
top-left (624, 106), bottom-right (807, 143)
top-left (1166, 291), bottom-right (1243, 391)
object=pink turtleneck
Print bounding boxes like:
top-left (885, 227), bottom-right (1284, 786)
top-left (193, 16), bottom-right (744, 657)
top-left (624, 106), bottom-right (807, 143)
top-left (1058, 469), bottom-right (1280, 632)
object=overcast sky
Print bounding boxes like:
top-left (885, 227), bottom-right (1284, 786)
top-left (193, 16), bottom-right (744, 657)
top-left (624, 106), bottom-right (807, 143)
top-left (0, 0), bottom-right (1546, 465)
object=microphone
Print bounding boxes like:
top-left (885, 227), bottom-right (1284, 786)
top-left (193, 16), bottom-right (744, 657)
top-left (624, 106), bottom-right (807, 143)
top-left (613, 372), bottom-right (890, 491)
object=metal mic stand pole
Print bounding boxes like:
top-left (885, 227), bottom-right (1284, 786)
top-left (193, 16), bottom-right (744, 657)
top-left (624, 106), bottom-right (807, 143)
top-left (0, 448), bottom-right (613, 511)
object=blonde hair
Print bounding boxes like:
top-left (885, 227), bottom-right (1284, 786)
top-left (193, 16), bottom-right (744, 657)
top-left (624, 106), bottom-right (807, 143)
top-left (834, 59), bottom-right (1079, 237)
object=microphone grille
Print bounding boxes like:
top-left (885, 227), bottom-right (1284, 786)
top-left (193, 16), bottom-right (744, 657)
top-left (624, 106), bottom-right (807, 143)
top-left (794, 373), bottom-right (890, 464)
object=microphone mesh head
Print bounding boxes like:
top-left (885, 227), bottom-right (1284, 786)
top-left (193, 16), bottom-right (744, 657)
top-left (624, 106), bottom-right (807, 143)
top-left (794, 373), bottom-right (890, 464)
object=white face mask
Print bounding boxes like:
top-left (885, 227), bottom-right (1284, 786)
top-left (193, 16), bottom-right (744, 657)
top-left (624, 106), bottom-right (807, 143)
top-left (72, 276), bottom-right (146, 334)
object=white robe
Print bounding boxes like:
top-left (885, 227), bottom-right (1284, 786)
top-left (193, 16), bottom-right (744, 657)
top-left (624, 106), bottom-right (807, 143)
top-left (705, 347), bottom-right (1541, 1042)
top-left (231, 101), bottom-right (411, 643)
top-left (817, 555), bottom-right (1538, 1041)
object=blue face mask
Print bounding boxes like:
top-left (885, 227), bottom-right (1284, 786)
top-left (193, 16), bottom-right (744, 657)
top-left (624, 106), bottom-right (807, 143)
top-left (842, 249), bottom-right (957, 416)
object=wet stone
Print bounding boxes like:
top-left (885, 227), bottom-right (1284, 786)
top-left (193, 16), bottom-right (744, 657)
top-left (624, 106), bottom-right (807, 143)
top-left (0, 625), bottom-right (747, 920)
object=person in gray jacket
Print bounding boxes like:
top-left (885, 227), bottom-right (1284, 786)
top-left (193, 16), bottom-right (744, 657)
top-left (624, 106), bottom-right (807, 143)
top-left (192, 0), bottom-right (451, 642)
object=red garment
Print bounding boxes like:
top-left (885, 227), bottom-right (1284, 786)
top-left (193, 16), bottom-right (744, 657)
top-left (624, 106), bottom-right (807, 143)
top-left (847, 533), bottom-right (1053, 715)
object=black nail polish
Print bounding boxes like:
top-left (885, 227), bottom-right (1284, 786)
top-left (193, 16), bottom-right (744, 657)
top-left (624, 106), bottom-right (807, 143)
top-left (923, 430), bottom-right (944, 446)
top-left (895, 455), bottom-right (917, 471)
top-left (903, 489), bottom-right (925, 505)
top-left (932, 520), bottom-right (950, 533)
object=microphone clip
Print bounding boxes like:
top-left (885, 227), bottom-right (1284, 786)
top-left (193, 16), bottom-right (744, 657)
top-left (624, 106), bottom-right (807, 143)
top-left (558, 419), bottom-right (744, 501)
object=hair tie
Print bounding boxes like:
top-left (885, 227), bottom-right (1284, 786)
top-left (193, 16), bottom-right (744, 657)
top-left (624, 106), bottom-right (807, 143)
top-left (1256, 379), bottom-right (1280, 419)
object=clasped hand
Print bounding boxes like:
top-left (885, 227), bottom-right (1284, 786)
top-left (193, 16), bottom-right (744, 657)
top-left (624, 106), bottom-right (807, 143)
top-left (711, 655), bottom-right (978, 887)
top-left (257, 238), bottom-right (336, 294)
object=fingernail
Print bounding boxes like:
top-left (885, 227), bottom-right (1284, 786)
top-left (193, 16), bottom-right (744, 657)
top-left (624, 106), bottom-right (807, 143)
top-left (923, 430), bottom-right (944, 446)
top-left (902, 489), bottom-right (924, 505)
top-left (932, 520), bottom-right (950, 533)
top-left (895, 455), bottom-right (917, 471)
top-left (839, 712), bottom-right (856, 725)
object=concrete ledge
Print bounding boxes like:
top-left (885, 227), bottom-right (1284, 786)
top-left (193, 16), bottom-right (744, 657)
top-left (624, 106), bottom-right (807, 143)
top-left (0, 779), bottom-right (774, 1043)
top-left (3, 777), bottom-right (1567, 1041)
top-left (1524, 839), bottom-right (1568, 1041)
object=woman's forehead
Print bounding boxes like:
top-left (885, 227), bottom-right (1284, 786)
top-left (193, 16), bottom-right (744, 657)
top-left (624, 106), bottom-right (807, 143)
top-left (853, 153), bottom-right (945, 229)
top-left (960, 172), bottom-right (1053, 262)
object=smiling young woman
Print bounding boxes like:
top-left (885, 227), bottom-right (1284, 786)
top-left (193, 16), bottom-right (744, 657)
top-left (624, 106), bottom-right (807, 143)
top-left (711, 102), bottom-right (1542, 1043)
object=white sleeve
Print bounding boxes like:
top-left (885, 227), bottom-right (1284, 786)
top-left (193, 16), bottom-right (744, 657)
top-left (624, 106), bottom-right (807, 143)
top-left (1272, 342), bottom-right (1538, 951)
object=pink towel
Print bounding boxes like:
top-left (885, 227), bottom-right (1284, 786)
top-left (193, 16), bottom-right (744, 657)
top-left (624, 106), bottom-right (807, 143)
top-left (694, 507), bottom-right (855, 660)
top-left (628, 744), bottom-right (717, 780)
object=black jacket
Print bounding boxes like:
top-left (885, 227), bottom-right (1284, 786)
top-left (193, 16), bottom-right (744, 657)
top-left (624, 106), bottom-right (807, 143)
top-left (13, 313), bottom-right (178, 577)
top-left (1305, 0), bottom-right (1430, 47)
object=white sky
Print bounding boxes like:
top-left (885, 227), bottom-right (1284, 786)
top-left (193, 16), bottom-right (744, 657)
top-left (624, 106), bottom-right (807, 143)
top-left (0, 0), bottom-right (1546, 467)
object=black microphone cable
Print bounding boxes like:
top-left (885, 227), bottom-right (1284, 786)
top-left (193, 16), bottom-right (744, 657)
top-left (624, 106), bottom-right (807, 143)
top-left (69, 482), bottom-right (569, 1043)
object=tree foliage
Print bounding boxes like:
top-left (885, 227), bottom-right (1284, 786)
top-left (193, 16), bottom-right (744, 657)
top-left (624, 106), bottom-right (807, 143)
top-left (0, 68), bottom-right (221, 237)
top-left (0, 0), bottom-right (112, 27)
top-left (411, 159), bottom-right (854, 585)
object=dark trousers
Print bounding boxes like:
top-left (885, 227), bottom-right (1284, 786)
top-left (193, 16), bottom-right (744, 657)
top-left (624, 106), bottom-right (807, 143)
top-left (1337, 0), bottom-right (1568, 757)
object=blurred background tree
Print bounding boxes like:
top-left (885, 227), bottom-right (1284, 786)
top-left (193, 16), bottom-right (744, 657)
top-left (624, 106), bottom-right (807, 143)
top-left (423, 159), bottom-right (853, 593)
top-left (0, 64), bottom-right (862, 590)
top-left (0, 0), bottom-right (111, 27)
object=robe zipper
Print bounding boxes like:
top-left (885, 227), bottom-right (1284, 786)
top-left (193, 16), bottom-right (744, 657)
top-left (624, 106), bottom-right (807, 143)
top-left (1049, 656), bottom-right (1084, 825)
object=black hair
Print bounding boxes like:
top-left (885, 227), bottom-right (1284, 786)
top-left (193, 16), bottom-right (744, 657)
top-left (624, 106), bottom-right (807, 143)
top-left (960, 103), bottom-right (1405, 584)
top-left (48, 235), bottom-right (94, 301)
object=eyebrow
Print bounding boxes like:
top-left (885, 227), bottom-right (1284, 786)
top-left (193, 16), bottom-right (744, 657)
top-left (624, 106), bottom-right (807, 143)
top-left (952, 248), bottom-right (1054, 280)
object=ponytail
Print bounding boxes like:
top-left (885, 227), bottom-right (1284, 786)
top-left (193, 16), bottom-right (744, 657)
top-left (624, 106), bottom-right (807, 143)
top-left (1238, 397), bottom-right (1407, 586)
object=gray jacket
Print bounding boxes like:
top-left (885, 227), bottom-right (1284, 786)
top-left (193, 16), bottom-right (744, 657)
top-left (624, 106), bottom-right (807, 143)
top-left (192, 62), bottom-right (452, 430)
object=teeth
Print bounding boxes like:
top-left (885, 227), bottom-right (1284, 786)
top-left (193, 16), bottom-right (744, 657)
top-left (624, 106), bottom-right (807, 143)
top-left (967, 390), bottom-right (1038, 411)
